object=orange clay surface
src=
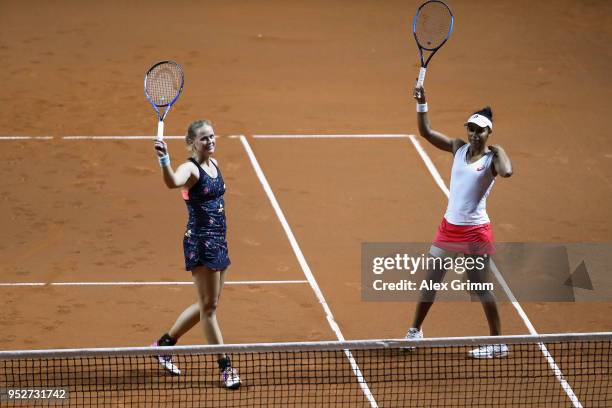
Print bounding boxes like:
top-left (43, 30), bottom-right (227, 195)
top-left (1, 0), bottom-right (612, 354)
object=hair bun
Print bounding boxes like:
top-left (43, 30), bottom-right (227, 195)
top-left (477, 106), bottom-right (493, 121)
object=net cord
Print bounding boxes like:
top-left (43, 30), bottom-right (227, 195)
top-left (2, 332), bottom-right (610, 360)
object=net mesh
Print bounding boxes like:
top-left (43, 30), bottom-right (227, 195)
top-left (415, 1), bottom-right (453, 49)
top-left (145, 62), bottom-right (183, 107)
top-left (1, 334), bottom-right (611, 407)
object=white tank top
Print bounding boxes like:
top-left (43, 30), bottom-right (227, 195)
top-left (444, 144), bottom-right (495, 225)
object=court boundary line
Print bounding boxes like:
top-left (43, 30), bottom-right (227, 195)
top-left (0, 136), bottom-right (245, 140)
top-left (0, 280), bottom-right (308, 287)
top-left (253, 134), bottom-right (411, 139)
top-left (239, 135), bottom-right (378, 407)
top-left (0, 136), bottom-right (54, 140)
top-left (408, 134), bottom-right (583, 408)
top-left (63, 136), bottom-right (186, 140)
top-left (1, 134), bottom-right (409, 140)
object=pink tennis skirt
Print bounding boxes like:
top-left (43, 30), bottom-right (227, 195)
top-left (433, 218), bottom-right (496, 255)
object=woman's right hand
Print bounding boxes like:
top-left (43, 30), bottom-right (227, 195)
top-left (154, 140), bottom-right (168, 158)
top-left (413, 85), bottom-right (426, 104)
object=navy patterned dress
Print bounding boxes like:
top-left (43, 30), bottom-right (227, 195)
top-left (182, 158), bottom-right (230, 271)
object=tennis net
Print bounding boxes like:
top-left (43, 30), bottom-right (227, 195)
top-left (1, 332), bottom-right (610, 407)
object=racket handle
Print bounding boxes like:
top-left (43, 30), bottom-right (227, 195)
top-left (156, 120), bottom-right (164, 141)
top-left (416, 67), bottom-right (427, 87)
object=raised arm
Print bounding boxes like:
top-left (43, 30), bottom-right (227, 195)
top-left (154, 140), bottom-right (197, 189)
top-left (489, 145), bottom-right (513, 178)
top-left (413, 86), bottom-right (464, 154)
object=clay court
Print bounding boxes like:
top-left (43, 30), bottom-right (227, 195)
top-left (1, 0), bottom-right (611, 406)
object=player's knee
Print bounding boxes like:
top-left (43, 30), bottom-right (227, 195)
top-left (201, 300), bottom-right (219, 317)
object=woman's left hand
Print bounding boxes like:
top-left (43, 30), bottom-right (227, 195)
top-left (154, 140), bottom-right (168, 157)
top-left (488, 145), bottom-right (502, 155)
top-left (413, 85), bottom-right (426, 103)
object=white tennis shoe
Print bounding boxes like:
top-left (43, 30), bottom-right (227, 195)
top-left (150, 342), bottom-right (181, 376)
top-left (468, 344), bottom-right (509, 359)
top-left (402, 327), bottom-right (423, 351)
top-left (221, 367), bottom-right (241, 390)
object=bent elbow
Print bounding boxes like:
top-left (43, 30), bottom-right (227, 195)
top-left (163, 179), bottom-right (178, 189)
top-left (418, 127), bottom-right (432, 139)
top-left (417, 122), bottom-right (428, 134)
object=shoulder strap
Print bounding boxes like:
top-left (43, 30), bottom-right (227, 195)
top-left (187, 158), bottom-right (204, 172)
top-left (455, 143), bottom-right (468, 160)
top-left (210, 159), bottom-right (220, 171)
top-left (185, 158), bottom-right (204, 185)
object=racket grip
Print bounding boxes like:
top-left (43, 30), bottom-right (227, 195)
top-left (156, 120), bottom-right (164, 141)
top-left (416, 67), bottom-right (427, 87)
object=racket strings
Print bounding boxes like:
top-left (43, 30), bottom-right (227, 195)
top-left (145, 63), bottom-right (183, 107)
top-left (415, 2), bottom-right (452, 49)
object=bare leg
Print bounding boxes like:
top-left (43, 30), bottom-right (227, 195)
top-left (192, 265), bottom-right (228, 360)
top-left (411, 265), bottom-right (447, 330)
top-left (466, 255), bottom-right (501, 336)
top-left (168, 303), bottom-right (200, 340)
top-left (163, 269), bottom-right (226, 341)
top-left (480, 300), bottom-right (501, 336)
top-left (410, 246), bottom-right (454, 330)
top-left (218, 268), bottom-right (227, 301)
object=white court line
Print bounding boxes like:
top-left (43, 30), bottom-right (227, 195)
top-left (408, 134), bottom-right (583, 408)
top-left (0, 136), bottom-right (54, 140)
top-left (0, 280), bottom-right (307, 287)
top-left (61, 136), bottom-right (242, 140)
top-left (62, 136), bottom-right (185, 140)
top-left (240, 136), bottom-right (378, 407)
top-left (253, 134), bottom-right (410, 139)
top-left (1, 135), bottom-right (401, 141)
top-left (408, 136), bottom-right (450, 196)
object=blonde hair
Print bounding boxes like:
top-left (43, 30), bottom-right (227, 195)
top-left (185, 119), bottom-right (213, 153)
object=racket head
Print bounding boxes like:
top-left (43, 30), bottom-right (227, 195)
top-left (413, 0), bottom-right (454, 52)
top-left (144, 61), bottom-right (185, 108)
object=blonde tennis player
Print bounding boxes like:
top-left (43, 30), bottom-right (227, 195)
top-left (151, 119), bottom-right (240, 389)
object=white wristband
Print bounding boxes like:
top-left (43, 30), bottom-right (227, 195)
top-left (158, 154), bottom-right (170, 167)
top-left (416, 103), bottom-right (428, 113)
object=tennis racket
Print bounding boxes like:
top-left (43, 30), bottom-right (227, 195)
top-left (413, 1), bottom-right (454, 87)
top-left (144, 60), bottom-right (185, 141)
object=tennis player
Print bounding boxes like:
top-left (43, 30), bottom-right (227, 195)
top-left (405, 85), bottom-right (513, 359)
top-left (151, 119), bottom-right (240, 389)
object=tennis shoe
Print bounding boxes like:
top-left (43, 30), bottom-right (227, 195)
top-left (221, 367), bottom-right (241, 390)
top-left (402, 327), bottom-right (423, 351)
top-left (468, 344), bottom-right (509, 359)
top-left (150, 341), bottom-right (181, 376)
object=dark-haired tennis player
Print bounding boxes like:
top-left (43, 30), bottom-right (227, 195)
top-left (405, 85), bottom-right (513, 359)
top-left (151, 119), bottom-right (240, 389)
